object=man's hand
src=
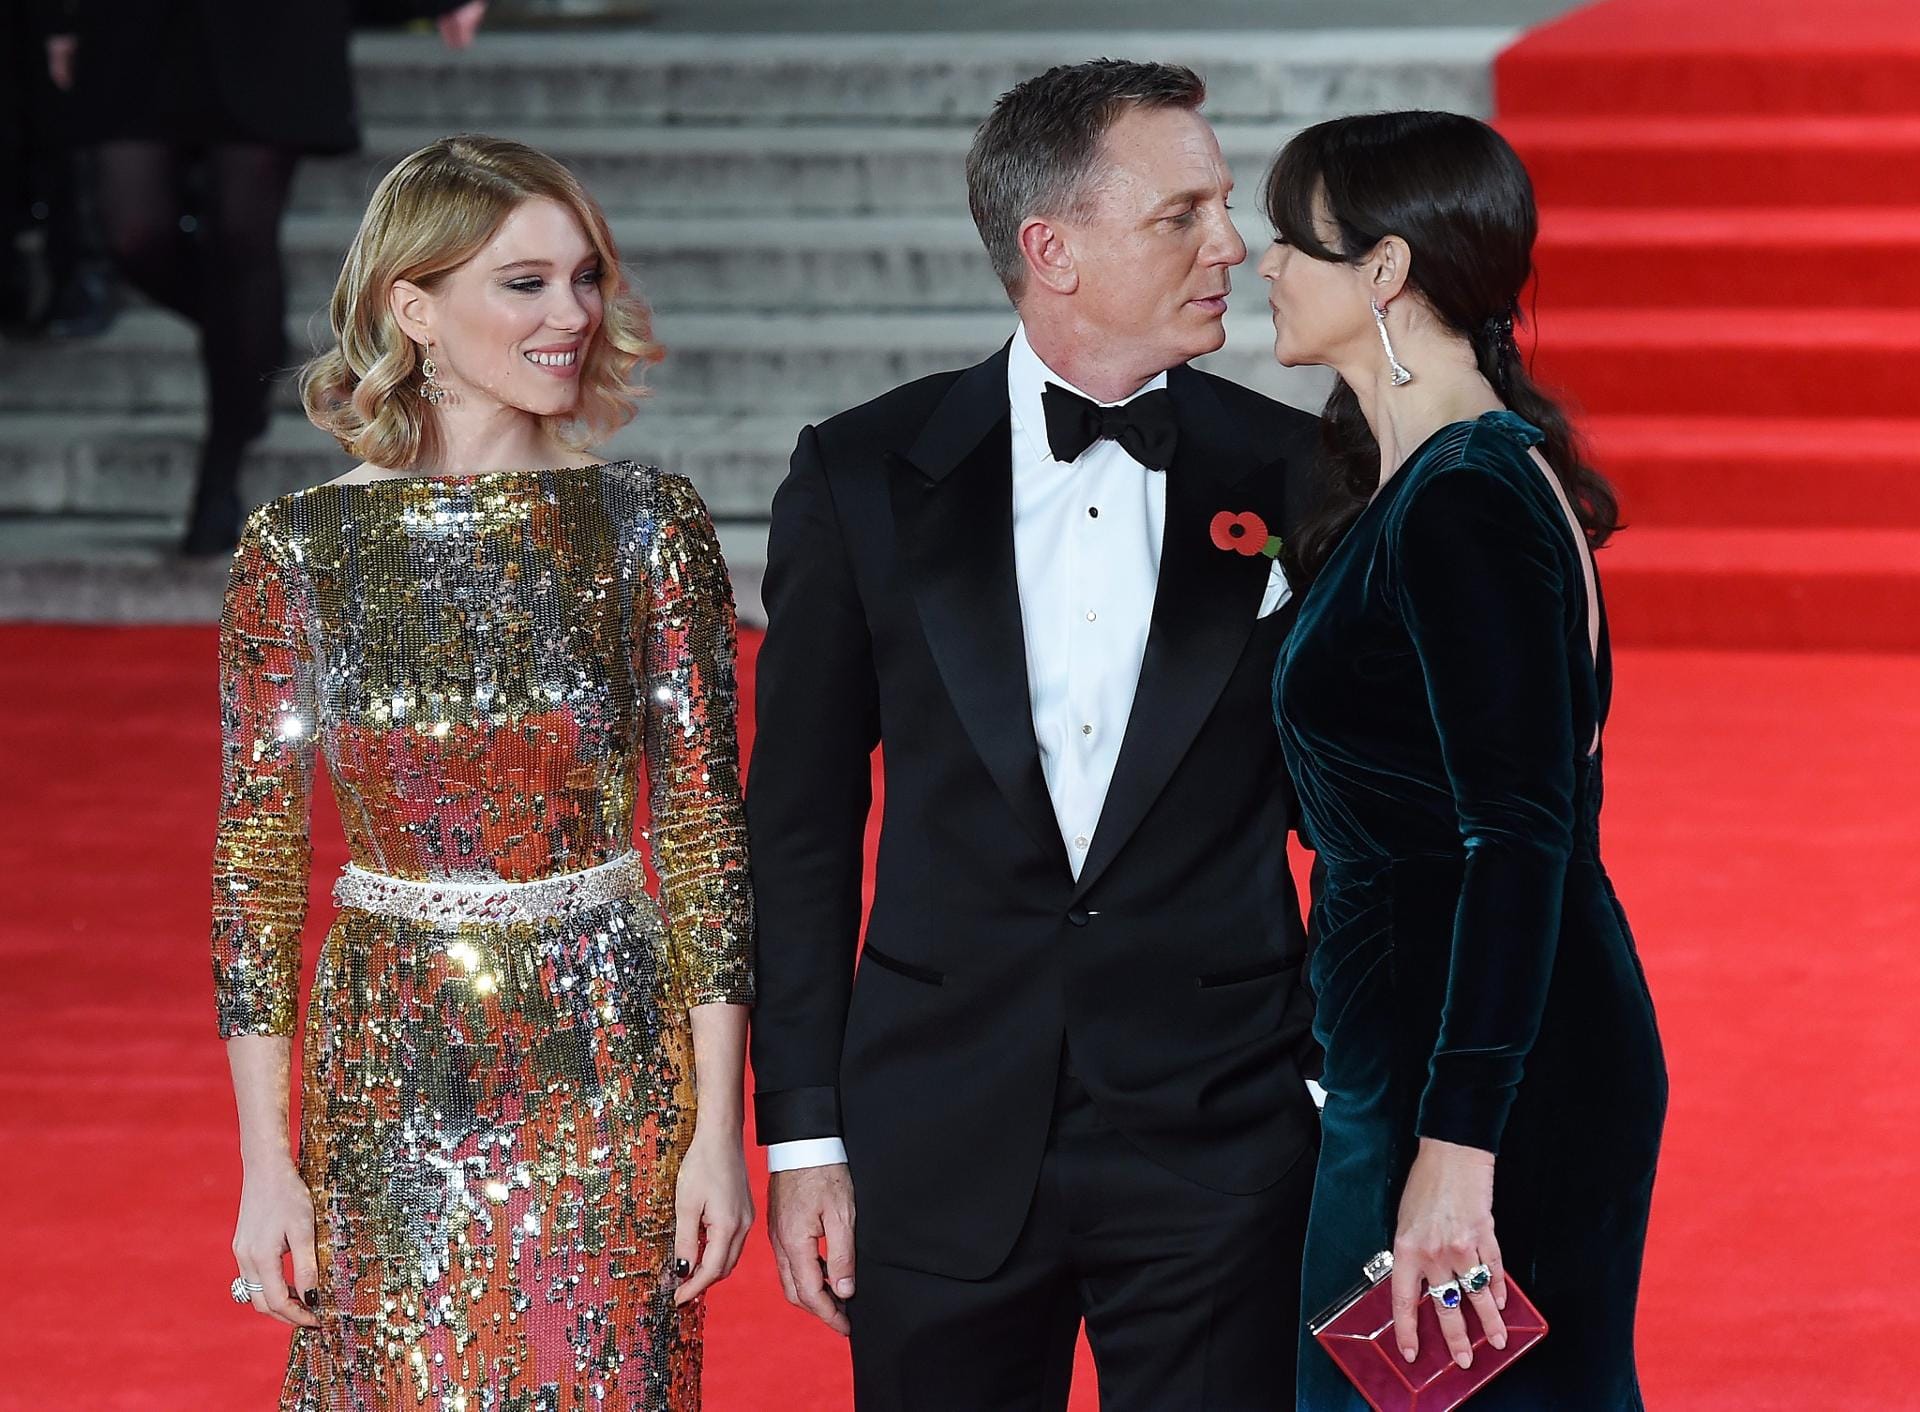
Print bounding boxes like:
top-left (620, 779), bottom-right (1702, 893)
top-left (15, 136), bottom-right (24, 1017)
top-left (767, 1162), bottom-right (856, 1336)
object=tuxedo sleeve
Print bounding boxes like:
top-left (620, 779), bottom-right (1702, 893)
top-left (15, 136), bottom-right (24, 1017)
top-left (747, 425), bottom-right (881, 1146)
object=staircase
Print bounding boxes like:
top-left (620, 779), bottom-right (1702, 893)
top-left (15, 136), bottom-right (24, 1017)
top-left (1499, 0), bottom-right (1920, 652)
top-left (0, 27), bottom-right (1509, 622)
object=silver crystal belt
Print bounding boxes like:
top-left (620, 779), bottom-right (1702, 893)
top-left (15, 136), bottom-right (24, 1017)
top-left (333, 852), bottom-right (646, 927)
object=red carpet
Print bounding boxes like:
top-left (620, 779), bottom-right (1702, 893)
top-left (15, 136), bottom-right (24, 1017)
top-left (2, 623), bottom-right (1916, 1409)
top-left (1498, 0), bottom-right (1920, 651)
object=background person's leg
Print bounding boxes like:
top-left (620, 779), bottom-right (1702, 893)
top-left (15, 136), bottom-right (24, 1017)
top-left (94, 140), bottom-right (197, 321)
top-left (184, 142), bottom-right (298, 552)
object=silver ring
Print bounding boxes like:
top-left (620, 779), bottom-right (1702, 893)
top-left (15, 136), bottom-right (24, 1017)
top-left (230, 1276), bottom-right (264, 1304)
top-left (1427, 1279), bottom-right (1463, 1310)
top-left (1461, 1264), bottom-right (1493, 1295)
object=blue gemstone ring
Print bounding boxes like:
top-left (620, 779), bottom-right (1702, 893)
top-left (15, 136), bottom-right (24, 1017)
top-left (1427, 1280), bottom-right (1463, 1310)
top-left (1461, 1264), bottom-right (1493, 1295)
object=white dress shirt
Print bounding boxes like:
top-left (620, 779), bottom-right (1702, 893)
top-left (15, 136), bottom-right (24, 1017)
top-left (1009, 323), bottom-right (1168, 873)
top-left (768, 326), bottom-right (1206, 1174)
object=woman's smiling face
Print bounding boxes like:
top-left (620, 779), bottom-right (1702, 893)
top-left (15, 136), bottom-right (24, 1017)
top-left (410, 196), bottom-right (607, 418)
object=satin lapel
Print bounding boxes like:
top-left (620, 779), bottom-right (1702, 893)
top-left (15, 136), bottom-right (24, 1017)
top-left (1071, 368), bottom-right (1276, 902)
top-left (890, 349), bottom-right (1068, 871)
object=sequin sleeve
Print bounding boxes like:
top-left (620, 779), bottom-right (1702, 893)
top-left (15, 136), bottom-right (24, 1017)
top-left (642, 472), bottom-right (756, 1008)
top-left (211, 507), bottom-right (316, 1038)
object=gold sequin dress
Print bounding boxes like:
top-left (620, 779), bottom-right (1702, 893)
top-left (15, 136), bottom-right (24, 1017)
top-left (211, 464), bottom-right (754, 1411)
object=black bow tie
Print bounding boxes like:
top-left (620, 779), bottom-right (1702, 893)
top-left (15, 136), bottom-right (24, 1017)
top-left (1041, 382), bottom-right (1179, 472)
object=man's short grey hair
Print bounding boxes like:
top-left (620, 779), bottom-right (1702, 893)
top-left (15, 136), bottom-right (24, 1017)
top-left (966, 59), bottom-right (1207, 301)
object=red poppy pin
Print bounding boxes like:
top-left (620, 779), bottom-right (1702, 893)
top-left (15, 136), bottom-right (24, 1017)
top-left (1210, 510), bottom-right (1285, 560)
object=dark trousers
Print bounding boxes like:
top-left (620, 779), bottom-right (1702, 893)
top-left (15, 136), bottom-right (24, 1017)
top-left (849, 1065), bottom-right (1315, 1412)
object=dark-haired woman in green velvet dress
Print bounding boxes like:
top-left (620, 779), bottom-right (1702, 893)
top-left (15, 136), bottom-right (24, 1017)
top-left (1257, 112), bottom-right (1667, 1409)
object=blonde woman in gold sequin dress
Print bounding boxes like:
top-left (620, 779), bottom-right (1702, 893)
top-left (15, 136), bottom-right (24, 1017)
top-left (212, 135), bottom-right (755, 1411)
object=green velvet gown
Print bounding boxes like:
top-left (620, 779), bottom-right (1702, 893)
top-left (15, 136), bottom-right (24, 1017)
top-left (1275, 411), bottom-right (1667, 1409)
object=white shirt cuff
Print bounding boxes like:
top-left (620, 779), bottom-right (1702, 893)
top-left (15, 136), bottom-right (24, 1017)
top-left (765, 1137), bottom-right (849, 1172)
top-left (1306, 1079), bottom-right (1328, 1111)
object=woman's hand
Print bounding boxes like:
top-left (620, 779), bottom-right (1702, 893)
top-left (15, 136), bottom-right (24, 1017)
top-left (46, 34), bottom-right (77, 90)
top-left (1389, 1137), bottom-right (1508, 1368)
top-left (437, 1), bottom-right (487, 49)
top-left (233, 1159), bottom-right (320, 1328)
top-left (673, 1124), bottom-right (754, 1306)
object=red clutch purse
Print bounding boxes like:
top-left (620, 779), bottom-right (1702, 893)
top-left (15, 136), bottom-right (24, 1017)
top-left (1310, 1251), bottom-right (1548, 1411)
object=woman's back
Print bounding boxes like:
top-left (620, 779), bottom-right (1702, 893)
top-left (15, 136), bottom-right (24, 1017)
top-left (1276, 410), bottom-right (1607, 873)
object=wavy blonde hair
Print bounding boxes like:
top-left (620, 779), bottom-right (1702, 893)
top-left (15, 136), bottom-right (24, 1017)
top-left (301, 134), bottom-right (662, 470)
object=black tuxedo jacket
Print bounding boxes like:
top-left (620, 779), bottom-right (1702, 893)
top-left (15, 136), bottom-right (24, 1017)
top-left (748, 345), bottom-right (1323, 1279)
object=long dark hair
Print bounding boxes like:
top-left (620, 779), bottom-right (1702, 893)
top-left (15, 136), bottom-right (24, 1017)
top-left (1263, 111), bottom-right (1618, 577)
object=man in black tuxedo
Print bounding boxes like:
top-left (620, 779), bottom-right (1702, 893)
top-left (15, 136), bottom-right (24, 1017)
top-left (749, 59), bottom-right (1322, 1411)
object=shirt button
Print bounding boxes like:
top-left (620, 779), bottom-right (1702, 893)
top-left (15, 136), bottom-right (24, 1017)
top-left (1085, 610), bottom-right (1097, 622)
top-left (1088, 506), bottom-right (1100, 518)
top-left (1074, 835), bottom-right (1089, 850)
top-left (1081, 723), bottom-right (1093, 736)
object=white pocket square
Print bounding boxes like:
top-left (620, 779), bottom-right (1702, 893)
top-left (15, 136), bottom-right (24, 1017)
top-left (1257, 560), bottom-right (1293, 619)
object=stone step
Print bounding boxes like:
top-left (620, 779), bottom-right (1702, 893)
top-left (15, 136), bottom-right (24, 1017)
top-left (2, 23), bottom-right (1514, 628)
top-left (282, 212), bottom-right (1012, 313)
top-left (0, 511), bottom-right (770, 626)
top-left (0, 410), bottom-right (802, 521)
top-left (0, 309), bottom-right (1333, 416)
top-left (282, 210), bottom-right (1302, 314)
top-left (348, 29), bottom-right (1503, 128)
top-left (291, 120), bottom-right (1303, 217)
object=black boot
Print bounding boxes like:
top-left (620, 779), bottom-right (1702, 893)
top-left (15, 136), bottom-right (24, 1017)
top-left (179, 440), bottom-right (245, 557)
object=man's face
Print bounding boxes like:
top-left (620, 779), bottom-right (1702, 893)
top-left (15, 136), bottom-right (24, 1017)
top-left (1051, 105), bottom-right (1246, 369)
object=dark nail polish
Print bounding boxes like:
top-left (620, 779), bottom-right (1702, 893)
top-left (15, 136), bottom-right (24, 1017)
top-left (302, 1288), bottom-right (319, 1310)
top-left (674, 1258), bottom-right (691, 1277)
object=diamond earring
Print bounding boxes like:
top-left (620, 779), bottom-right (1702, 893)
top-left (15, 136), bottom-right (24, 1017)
top-left (420, 338), bottom-right (448, 406)
top-left (1371, 298), bottom-right (1413, 387)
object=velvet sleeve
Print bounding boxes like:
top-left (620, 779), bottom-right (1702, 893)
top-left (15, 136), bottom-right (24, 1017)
top-left (211, 508), bottom-right (316, 1038)
top-left (1391, 462), bottom-right (1578, 1154)
top-left (642, 472), bottom-right (756, 1009)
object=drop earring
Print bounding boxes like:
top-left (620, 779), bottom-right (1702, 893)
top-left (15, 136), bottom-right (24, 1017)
top-left (420, 338), bottom-right (448, 406)
top-left (1371, 298), bottom-right (1413, 387)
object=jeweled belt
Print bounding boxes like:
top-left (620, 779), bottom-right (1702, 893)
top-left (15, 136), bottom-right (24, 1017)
top-left (332, 852), bottom-right (646, 926)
